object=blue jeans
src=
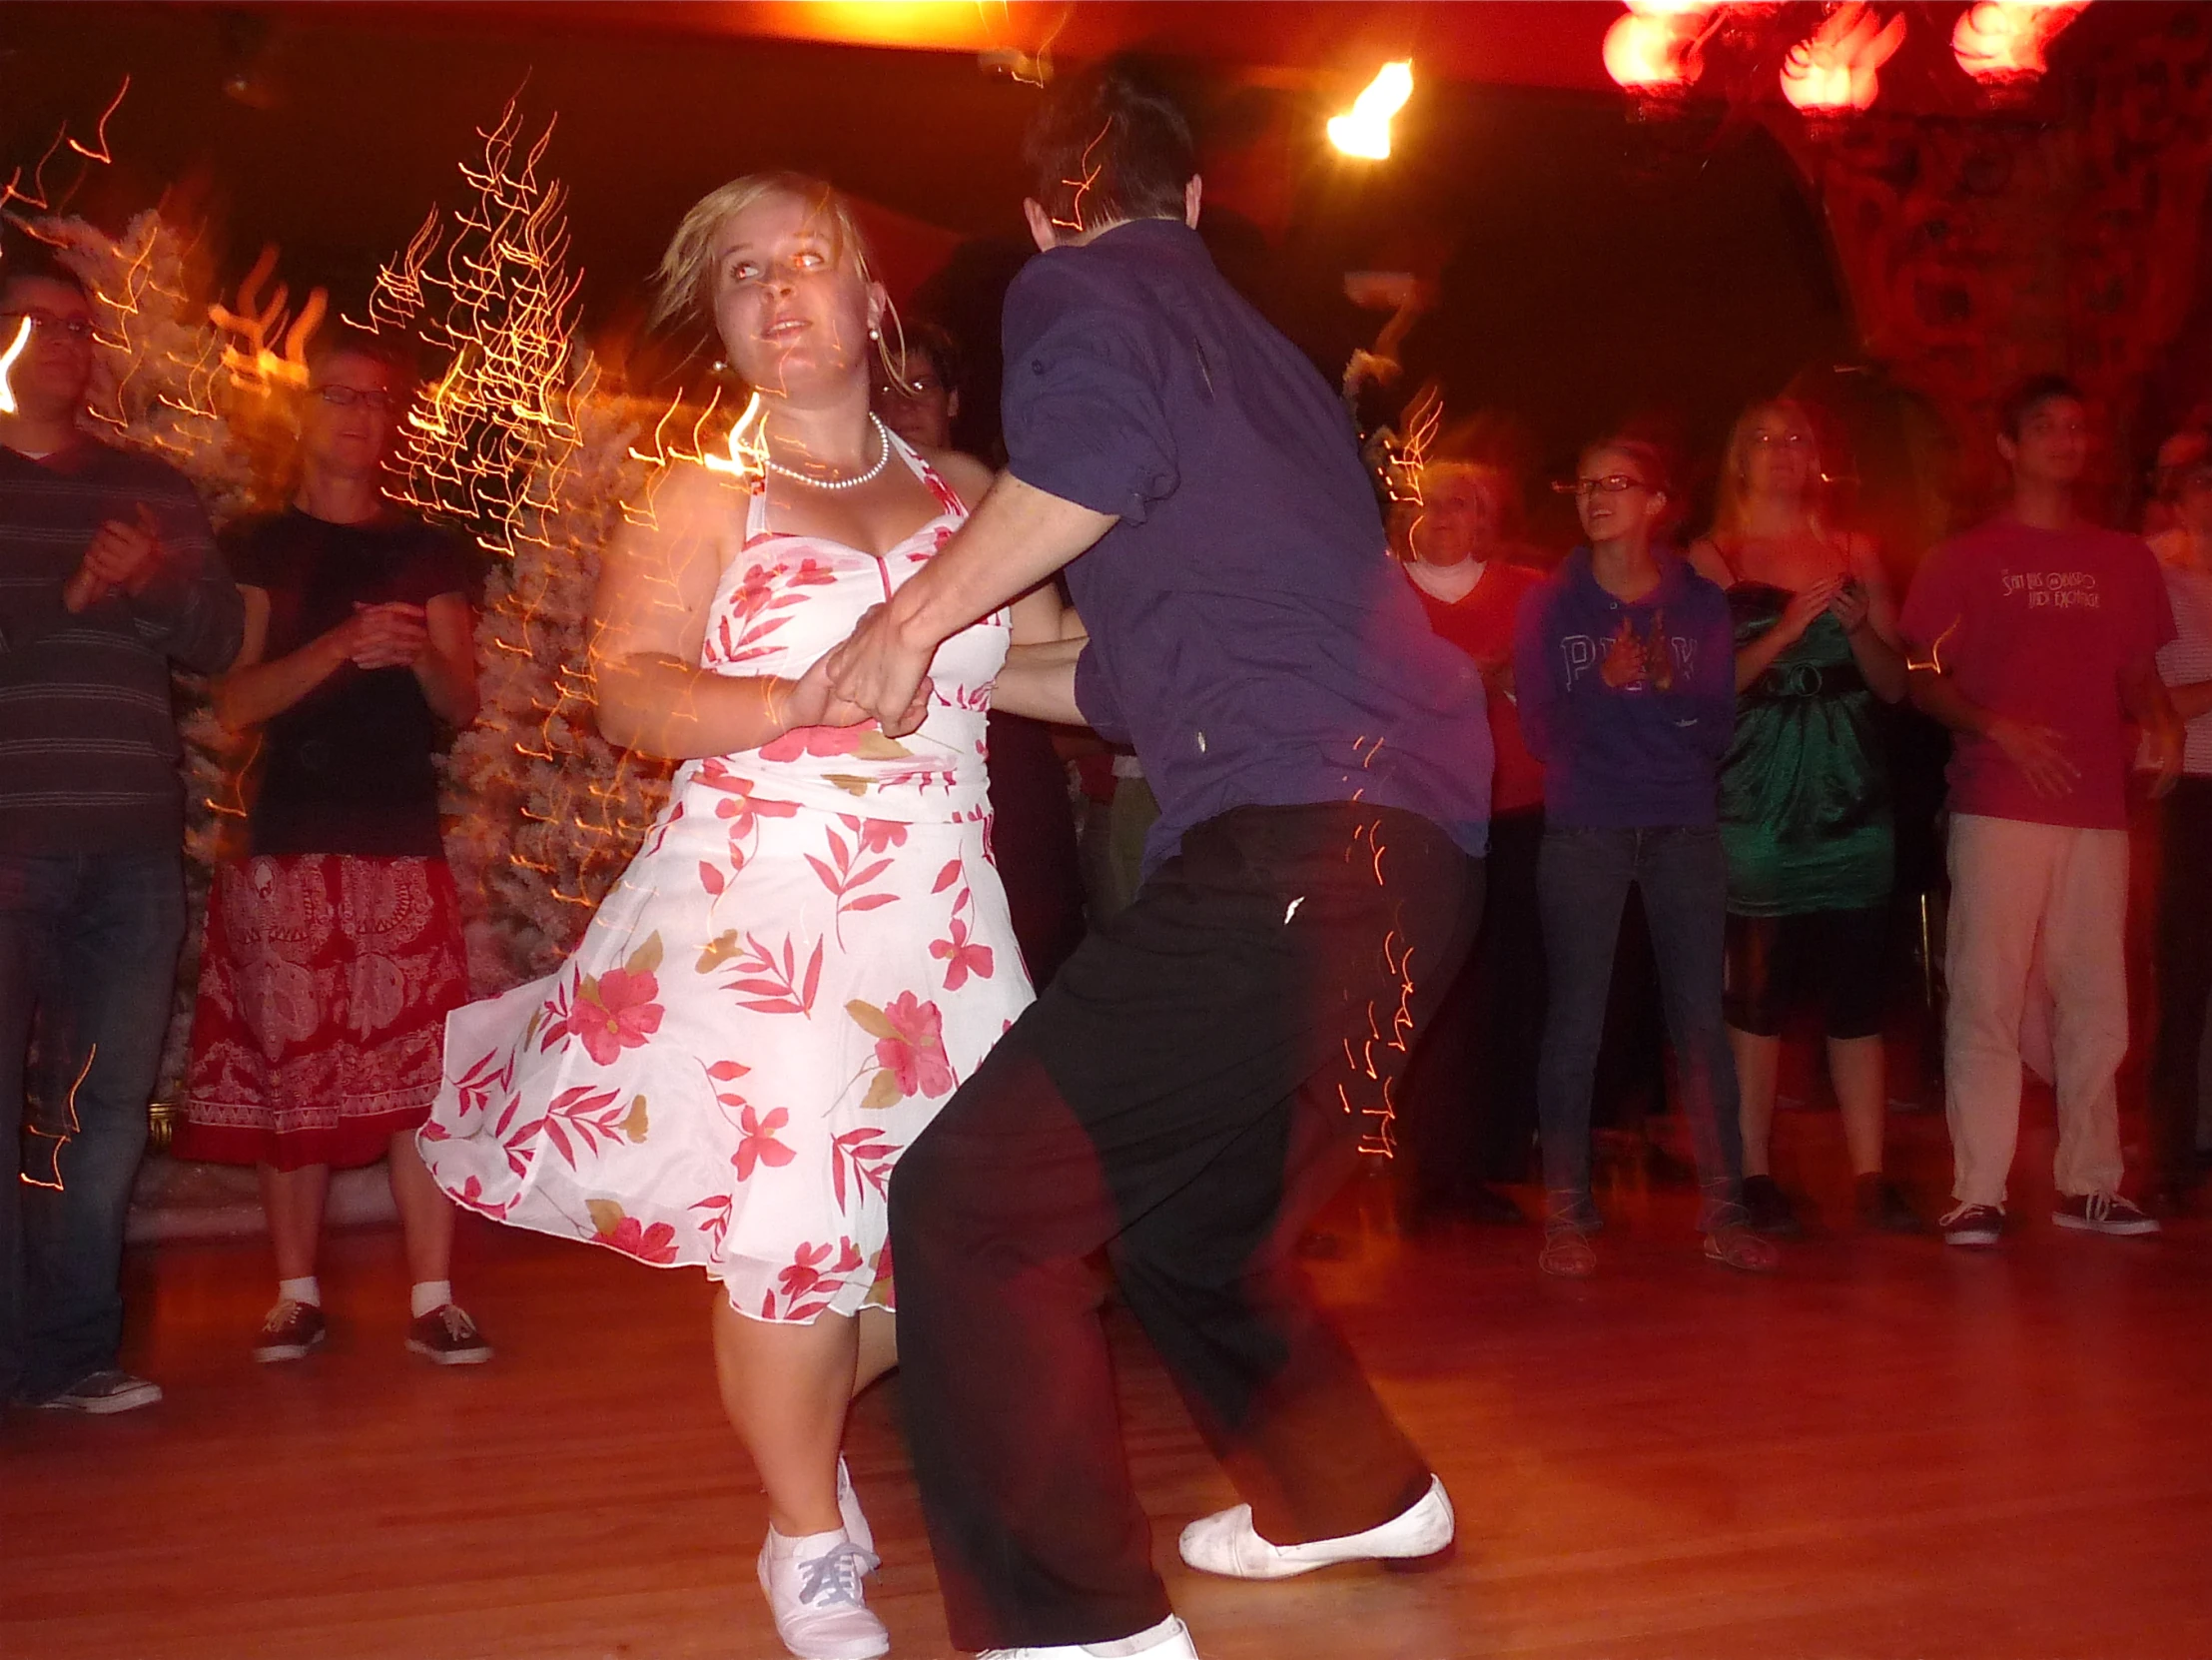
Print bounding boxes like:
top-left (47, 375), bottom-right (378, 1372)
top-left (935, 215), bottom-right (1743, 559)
top-left (0, 849), bottom-right (185, 1400)
top-left (1536, 826), bottom-right (1743, 1229)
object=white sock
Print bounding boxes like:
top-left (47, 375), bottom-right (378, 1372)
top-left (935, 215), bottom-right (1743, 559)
top-left (764, 1525), bottom-right (847, 1559)
top-left (277, 1276), bottom-right (321, 1308)
top-left (409, 1279), bottom-right (453, 1320)
top-left (1086, 1616), bottom-right (1185, 1657)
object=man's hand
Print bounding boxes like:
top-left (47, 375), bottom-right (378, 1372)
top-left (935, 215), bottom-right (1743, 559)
top-left (336, 602), bottom-right (430, 671)
top-left (826, 604), bottom-right (939, 738)
top-left (1987, 715), bottom-right (2080, 799)
top-left (63, 503), bottom-right (163, 612)
top-left (775, 651), bottom-right (900, 735)
top-left (2136, 718), bottom-right (2184, 800)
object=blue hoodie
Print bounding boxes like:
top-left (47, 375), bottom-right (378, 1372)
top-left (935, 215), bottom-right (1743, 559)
top-left (1512, 547), bottom-right (1736, 829)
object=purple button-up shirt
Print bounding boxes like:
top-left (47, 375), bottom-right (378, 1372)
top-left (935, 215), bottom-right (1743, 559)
top-left (1001, 219), bottom-right (1492, 876)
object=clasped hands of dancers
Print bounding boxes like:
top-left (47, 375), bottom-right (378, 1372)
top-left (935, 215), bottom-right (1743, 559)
top-left (418, 62), bottom-right (1487, 1660)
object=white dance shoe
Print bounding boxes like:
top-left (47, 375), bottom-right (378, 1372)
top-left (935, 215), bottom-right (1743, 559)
top-left (979, 1612), bottom-right (1202, 1659)
top-left (1176, 1476), bottom-right (1455, 1580)
top-left (757, 1526), bottom-right (888, 1660)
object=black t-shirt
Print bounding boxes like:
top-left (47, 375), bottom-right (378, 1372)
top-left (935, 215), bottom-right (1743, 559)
top-left (228, 508), bottom-right (473, 858)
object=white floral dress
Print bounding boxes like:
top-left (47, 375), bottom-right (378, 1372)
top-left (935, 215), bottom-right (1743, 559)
top-left (418, 440), bottom-right (1030, 1321)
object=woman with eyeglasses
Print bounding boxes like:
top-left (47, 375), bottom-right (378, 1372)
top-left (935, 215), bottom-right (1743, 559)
top-left (1686, 399), bottom-right (1913, 1238)
top-left (175, 338), bottom-right (490, 1365)
top-left (1513, 436), bottom-right (1777, 1276)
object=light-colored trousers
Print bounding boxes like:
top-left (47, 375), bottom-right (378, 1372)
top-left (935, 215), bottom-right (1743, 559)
top-left (1944, 814), bottom-right (2130, 1207)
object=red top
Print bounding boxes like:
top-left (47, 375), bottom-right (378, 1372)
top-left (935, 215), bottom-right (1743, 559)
top-left (1407, 558), bottom-right (1548, 816)
top-left (1899, 518), bottom-right (2175, 830)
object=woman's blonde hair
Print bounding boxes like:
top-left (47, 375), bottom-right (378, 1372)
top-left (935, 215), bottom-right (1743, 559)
top-left (651, 171), bottom-right (882, 335)
top-left (1712, 397), bottom-right (1829, 543)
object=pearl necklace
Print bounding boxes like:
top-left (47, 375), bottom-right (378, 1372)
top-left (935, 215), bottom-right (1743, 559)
top-left (764, 415), bottom-right (894, 491)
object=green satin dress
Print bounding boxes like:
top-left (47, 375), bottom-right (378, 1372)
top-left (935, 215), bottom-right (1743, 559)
top-left (1718, 584), bottom-right (1893, 917)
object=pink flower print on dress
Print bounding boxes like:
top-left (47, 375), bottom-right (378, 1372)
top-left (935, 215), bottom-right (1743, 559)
top-left (845, 991), bottom-right (956, 1107)
top-left (540, 936), bottom-right (667, 1065)
top-left (930, 918), bottom-right (995, 991)
top-left (774, 1239), bottom-right (867, 1318)
top-left (572, 967), bottom-right (664, 1066)
top-left (588, 1200), bottom-right (680, 1264)
top-left (734, 1105), bottom-right (797, 1181)
top-left (849, 817), bottom-right (910, 855)
top-left (759, 721), bottom-right (917, 764)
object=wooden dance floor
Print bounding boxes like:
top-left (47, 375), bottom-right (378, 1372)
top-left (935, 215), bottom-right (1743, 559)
top-left (4, 1114), bottom-right (2208, 1660)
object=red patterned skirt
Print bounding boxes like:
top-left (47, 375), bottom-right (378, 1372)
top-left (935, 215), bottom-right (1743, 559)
top-left (177, 855), bottom-right (471, 1171)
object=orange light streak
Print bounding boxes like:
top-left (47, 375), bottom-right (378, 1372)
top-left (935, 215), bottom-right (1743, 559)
top-left (66, 76), bottom-right (131, 164)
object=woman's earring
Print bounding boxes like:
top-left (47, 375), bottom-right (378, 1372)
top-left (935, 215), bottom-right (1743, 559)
top-left (713, 360), bottom-right (727, 373)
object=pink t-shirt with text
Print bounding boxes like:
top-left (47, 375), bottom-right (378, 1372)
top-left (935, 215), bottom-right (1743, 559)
top-left (1899, 518), bottom-right (2174, 829)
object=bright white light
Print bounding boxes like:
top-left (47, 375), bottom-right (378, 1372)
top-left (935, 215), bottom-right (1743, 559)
top-left (0, 317), bottom-right (34, 415)
top-left (1329, 62), bottom-right (1414, 161)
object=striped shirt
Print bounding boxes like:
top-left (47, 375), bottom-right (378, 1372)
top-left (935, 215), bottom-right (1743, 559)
top-left (2153, 541), bottom-right (2212, 777)
top-left (0, 437), bottom-right (243, 854)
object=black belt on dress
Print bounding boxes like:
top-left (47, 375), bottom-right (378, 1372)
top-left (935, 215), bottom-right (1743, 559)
top-left (1747, 659), bottom-right (1866, 701)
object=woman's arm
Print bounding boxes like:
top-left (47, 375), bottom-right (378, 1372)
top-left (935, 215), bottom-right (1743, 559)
top-left (412, 592), bottom-right (479, 727)
top-left (590, 466), bottom-right (871, 760)
top-left (1834, 534), bottom-right (1907, 703)
top-left (991, 636), bottom-right (1085, 724)
top-left (213, 585), bottom-right (355, 731)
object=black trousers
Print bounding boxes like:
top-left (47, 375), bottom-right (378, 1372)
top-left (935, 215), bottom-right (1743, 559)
top-left (890, 804), bottom-right (1483, 1650)
top-left (2151, 777), bottom-right (2212, 1189)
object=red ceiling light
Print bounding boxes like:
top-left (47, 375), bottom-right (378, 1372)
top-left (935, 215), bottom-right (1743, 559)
top-left (1781, 1), bottom-right (1906, 113)
top-left (1603, 1), bottom-right (1716, 93)
top-left (1953, 0), bottom-right (2090, 84)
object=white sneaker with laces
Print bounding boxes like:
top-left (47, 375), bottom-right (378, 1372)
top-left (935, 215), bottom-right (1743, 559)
top-left (757, 1527), bottom-right (887, 1660)
top-left (1177, 1476), bottom-right (1454, 1580)
top-left (978, 1612), bottom-right (1201, 1659)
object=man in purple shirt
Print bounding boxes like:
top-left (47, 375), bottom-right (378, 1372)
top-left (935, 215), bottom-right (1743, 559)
top-left (829, 64), bottom-right (1489, 1660)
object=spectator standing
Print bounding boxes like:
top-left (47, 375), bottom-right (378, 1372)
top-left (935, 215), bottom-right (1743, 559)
top-left (173, 340), bottom-right (490, 1365)
top-left (0, 255), bottom-right (244, 1414)
top-left (2143, 426), bottom-right (2212, 1214)
top-left (1900, 377), bottom-right (2179, 1246)
top-left (1398, 460), bottom-right (1546, 1224)
top-left (1515, 437), bottom-right (1778, 1277)
top-left (1688, 399), bottom-right (1918, 1236)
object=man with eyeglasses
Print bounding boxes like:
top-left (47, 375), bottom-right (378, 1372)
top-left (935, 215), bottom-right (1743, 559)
top-left (0, 251), bottom-right (244, 1415)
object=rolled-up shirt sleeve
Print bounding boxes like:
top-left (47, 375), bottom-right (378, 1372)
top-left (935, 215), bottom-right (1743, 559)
top-left (1073, 640), bottom-right (1132, 745)
top-left (1001, 256), bottom-right (1180, 523)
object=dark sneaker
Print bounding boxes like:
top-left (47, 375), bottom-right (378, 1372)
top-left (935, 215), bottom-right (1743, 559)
top-left (30, 1369), bottom-right (163, 1414)
top-left (2053, 1193), bottom-right (2161, 1237)
top-left (253, 1299), bottom-right (328, 1364)
top-left (406, 1304), bottom-right (493, 1365)
top-left (1939, 1203), bottom-right (2003, 1246)
top-left (1742, 1175), bottom-right (1803, 1238)
top-left (1855, 1174), bottom-right (1922, 1235)
top-left (1704, 1223), bottom-right (1781, 1272)
top-left (1538, 1225), bottom-right (1597, 1278)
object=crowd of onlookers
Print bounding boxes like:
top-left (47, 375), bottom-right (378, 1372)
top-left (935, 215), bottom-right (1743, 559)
top-left (1375, 375), bottom-right (2210, 1273)
top-left (2, 230), bottom-right (2205, 1418)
